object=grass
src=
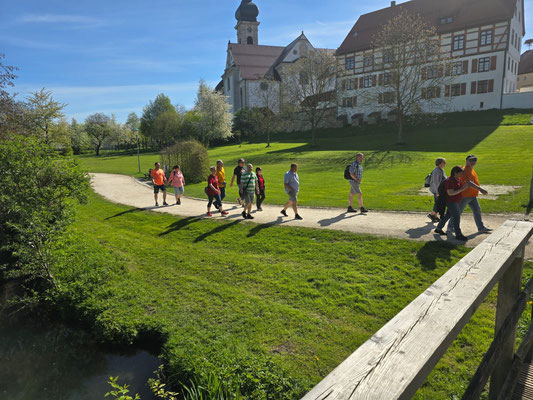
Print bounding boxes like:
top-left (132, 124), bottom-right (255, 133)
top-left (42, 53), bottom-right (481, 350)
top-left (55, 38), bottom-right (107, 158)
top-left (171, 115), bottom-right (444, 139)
top-left (78, 110), bottom-right (533, 214)
top-left (53, 191), bottom-right (533, 399)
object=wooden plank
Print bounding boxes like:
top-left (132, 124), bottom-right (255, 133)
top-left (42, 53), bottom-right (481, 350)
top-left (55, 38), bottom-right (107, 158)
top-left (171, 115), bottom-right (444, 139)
top-left (302, 220), bottom-right (533, 400)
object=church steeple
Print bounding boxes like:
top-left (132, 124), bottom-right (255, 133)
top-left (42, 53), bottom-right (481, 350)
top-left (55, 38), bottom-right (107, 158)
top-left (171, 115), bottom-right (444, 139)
top-left (235, 0), bottom-right (259, 45)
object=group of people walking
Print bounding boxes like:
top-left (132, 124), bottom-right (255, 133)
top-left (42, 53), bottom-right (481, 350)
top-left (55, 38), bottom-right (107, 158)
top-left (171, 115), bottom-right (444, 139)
top-left (427, 154), bottom-right (491, 241)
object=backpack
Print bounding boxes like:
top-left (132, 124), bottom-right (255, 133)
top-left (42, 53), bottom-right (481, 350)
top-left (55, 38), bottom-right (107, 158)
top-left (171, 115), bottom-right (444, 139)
top-left (424, 172), bottom-right (432, 187)
top-left (436, 179), bottom-right (448, 218)
top-left (344, 165), bottom-right (353, 180)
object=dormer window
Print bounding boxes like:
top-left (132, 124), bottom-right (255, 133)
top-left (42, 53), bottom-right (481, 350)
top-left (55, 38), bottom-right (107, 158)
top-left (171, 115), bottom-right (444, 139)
top-left (440, 16), bottom-right (454, 24)
top-left (353, 31), bottom-right (358, 37)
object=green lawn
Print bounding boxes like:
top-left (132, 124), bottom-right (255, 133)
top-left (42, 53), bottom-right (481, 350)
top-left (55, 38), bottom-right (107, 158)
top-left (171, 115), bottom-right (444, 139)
top-left (53, 192), bottom-right (533, 399)
top-left (79, 116), bottom-right (533, 214)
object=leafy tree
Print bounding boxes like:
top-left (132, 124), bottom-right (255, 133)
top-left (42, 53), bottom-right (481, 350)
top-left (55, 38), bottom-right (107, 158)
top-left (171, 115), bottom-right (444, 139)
top-left (70, 118), bottom-right (90, 155)
top-left (85, 112), bottom-right (112, 156)
top-left (233, 108), bottom-right (258, 138)
top-left (525, 38), bottom-right (533, 49)
top-left (153, 109), bottom-right (181, 145)
top-left (180, 110), bottom-right (202, 139)
top-left (369, 10), bottom-right (450, 144)
top-left (25, 88), bottom-right (67, 145)
top-left (0, 54), bottom-right (26, 139)
top-left (0, 136), bottom-right (90, 288)
top-left (193, 80), bottom-right (232, 145)
top-left (281, 49), bottom-right (337, 147)
top-left (140, 94), bottom-right (175, 147)
top-left (160, 139), bottom-right (209, 184)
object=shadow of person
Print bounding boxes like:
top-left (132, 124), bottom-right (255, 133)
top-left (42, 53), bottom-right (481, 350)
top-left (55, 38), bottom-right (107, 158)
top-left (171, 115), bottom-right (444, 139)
top-left (158, 216), bottom-right (203, 236)
top-left (405, 221), bottom-right (437, 239)
top-left (416, 241), bottom-right (455, 271)
top-left (105, 206), bottom-right (159, 220)
top-left (247, 217), bottom-right (289, 237)
top-left (194, 220), bottom-right (242, 243)
top-left (317, 213), bottom-right (358, 227)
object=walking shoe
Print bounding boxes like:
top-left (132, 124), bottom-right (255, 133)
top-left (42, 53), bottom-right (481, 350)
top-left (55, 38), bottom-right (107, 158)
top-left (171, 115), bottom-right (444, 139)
top-left (207, 212), bottom-right (212, 217)
top-left (281, 209), bottom-right (288, 217)
top-left (428, 214), bottom-right (440, 223)
top-left (434, 228), bottom-right (446, 236)
top-left (246, 214), bottom-right (254, 219)
top-left (155, 202), bottom-right (159, 207)
top-left (478, 227), bottom-right (493, 233)
top-left (347, 206), bottom-right (357, 213)
top-left (360, 207), bottom-right (368, 213)
top-left (221, 211), bottom-right (228, 215)
top-left (163, 201), bottom-right (169, 206)
top-left (456, 234), bottom-right (468, 241)
top-left (295, 214), bottom-right (303, 220)
top-left (237, 197), bottom-right (242, 205)
top-left (242, 211), bottom-right (247, 219)
top-left (177, 198), bottom-right (181, 205)
top-left (257, 207), bottom-right (263, 211)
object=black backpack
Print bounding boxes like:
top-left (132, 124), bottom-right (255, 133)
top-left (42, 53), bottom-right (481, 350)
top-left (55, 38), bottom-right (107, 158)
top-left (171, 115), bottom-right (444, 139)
top-left (344, 164), bottom-right (352, 180)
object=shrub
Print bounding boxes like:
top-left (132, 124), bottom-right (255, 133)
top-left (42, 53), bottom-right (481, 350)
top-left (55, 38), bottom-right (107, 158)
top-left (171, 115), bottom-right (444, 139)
top-left (160, 140), bottom-right (209, 184)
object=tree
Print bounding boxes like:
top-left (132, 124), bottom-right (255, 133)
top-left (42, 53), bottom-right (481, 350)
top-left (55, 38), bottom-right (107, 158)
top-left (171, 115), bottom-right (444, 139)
top-left (0, 136), bottom-right (90, 288)
top-left (525, 38), bottom-right (533, 50)
top-left (0, 54), bottom-right (26, 139)
top-left (140, 94), bottom-right (176, 148)
top-left (280, 49), bottom-right (338, 147)
top-left (233, 108), bottom-right (259, 139)
top-left (70, 118), bottom-right (89, 155)
top-left (193, 80), bottom-right (232, 145)
top-left (251, 78), bottom-right (282, 147)
top-left (153, 109), bottom-right (181, 144)
top-left (25, 88), bottom-right (67, 145)
top-left (369, 10), bottom-right (450, 144)
top-left (85, 113), bottom-right (111, 156)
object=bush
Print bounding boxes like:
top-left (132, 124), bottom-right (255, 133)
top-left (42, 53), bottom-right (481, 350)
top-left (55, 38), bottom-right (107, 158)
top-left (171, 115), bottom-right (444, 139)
top-left (160, 140), bottom-right (209, 184)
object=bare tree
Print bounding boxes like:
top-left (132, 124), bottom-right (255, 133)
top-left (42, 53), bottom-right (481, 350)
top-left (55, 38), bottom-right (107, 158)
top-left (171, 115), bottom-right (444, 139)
top-left (280, 49), bottom-right (338, 147)
top-left (251, 78), bottom-right (281, 147)
top-left (525, 38), bottom-right (533, 50)
top-left (366, 10), bottom-right (450, 144)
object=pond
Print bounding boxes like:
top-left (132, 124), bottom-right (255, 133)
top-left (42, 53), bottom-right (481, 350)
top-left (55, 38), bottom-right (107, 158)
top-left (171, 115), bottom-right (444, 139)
top-left (0, 285), bottom-right (161, 400)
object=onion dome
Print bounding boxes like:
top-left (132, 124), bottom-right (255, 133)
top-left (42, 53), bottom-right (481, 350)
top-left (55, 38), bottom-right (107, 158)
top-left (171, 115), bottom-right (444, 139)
top-left (235, 0), bottom-right (259, 22)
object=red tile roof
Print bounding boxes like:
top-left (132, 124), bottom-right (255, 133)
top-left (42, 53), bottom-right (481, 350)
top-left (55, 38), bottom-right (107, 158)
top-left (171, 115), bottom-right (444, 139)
top-left (337, 0), bottom-right (519, 55)
top-left (519, 50), bottom-right (533, 75)
top-left (228, 43), bottom-right (284, 80)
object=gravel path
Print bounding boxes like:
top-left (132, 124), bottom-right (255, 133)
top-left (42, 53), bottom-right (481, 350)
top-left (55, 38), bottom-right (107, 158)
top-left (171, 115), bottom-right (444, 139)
top-left (91, 173), bottom-right (532, 260)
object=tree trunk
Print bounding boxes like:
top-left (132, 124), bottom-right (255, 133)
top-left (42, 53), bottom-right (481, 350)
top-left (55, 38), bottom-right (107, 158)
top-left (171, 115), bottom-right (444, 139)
top-left (311, 120), bottom-right (317, 147)
top-left (95, 143), bottom-right (101, 156)
top-left (266, 132), bottom-right (271, 148)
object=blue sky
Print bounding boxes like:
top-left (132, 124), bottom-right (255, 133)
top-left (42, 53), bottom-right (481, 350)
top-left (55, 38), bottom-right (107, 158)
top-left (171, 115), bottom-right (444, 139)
top-left (2, 0), bottom-right (532, 122)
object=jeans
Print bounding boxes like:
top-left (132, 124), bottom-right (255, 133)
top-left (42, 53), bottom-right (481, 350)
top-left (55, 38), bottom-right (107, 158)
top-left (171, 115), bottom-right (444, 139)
top-left (459, 197), bottom-right (485, 230)
top-left (436, 202), bottom-right (463, 237)
top-left (257, 189), bottom-right (265, 208)
top-left (208, 194), bottom-right (222, 209)
top-left (219, 186), bottom-right (226, 201)
top-left (432, 194), bottom-right (438, 213)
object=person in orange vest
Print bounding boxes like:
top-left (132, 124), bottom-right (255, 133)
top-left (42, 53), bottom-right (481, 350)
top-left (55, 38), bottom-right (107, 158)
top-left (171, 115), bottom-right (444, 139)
top-left (459, 155), bottom-right (491, 233)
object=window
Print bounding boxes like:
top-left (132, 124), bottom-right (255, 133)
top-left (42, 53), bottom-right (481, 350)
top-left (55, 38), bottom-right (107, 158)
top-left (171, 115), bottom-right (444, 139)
top-left (247, 36), bottom-right (254, 45)
top-left (299, 72), bottom-right (309, 85)
top-left (363, 55), bottom-right (374, 67)
top-left (451, 83), bottom-right (461, 96)
top-left (511, 29), bottom-right (515, 47)
top-left (453, 35), bottom-right (465, 50)
top-left (480, 30), bottom-right (493, 46)
top-left (383, 72), bottom-right (392, 85)
top-left (440, 16), bottom-right (453, 24)
top-left (478, 57), bottom-right (490, 72)
top-left (425, 86), bottom-right (440, 99)
top-left (346, 56), bottom-right (355, 70)
top-left (451, 61), bottom-right (463, 76)
top-left (346, 78), bottom-right (355, 90)
top-left (344, 97), bottom-right (353, 108)
top-left (383, 92), bottom-right (395, 103)
top-left (508, 56), bottom-right (511, 70)
top-left (477, 80), bottom-right (489, 94)
top-left (383, 50), bottom-right (393, 63)
top-left (426, 65), bottom-right (439, 79)
top-left (363, 75), bottom-right (372, 88)
top-left (227, 78), bottom-right (230, 90)
top-left (260, 82), bottom-right (269, 91)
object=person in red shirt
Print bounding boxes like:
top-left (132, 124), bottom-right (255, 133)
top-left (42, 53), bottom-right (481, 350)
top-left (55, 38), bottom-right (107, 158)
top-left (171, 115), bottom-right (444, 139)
top-left (150, 162), bottom-right (168, 207)
top-left (206, 166), bottom-right (228, 217)
top-left (256, 167), bottom-right (266, 211)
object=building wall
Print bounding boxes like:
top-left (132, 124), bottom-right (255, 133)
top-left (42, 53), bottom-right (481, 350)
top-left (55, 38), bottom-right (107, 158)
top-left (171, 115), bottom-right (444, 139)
top-left (504, 0), bottom-right (523, 93)
top-left (518, 72), bottom-right (533, 92)
top-left (502, 91), bottom-right (533, 107)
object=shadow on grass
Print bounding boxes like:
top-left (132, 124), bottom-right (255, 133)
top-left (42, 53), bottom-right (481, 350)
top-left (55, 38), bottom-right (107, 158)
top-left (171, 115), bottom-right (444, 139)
top-left (317, 213), bottom-right (359, 227)
top-left (194, 220), bottom-right (242, 243)
top-left (159, 216), bottom-right (203, 237)
top-left (416, 241), bottom-right (456, 271)
top-left (247, 217), bottom-right (291, 237)
top-left (105, 207), bottom-right (157, 220)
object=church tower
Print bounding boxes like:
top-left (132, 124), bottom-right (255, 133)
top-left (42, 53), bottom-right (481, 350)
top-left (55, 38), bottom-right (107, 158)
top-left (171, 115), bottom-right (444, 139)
top-left (235, 0), bottom-right (259, 45)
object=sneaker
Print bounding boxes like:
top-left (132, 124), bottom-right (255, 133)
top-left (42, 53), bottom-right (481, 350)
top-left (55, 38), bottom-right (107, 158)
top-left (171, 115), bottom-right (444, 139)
top-left (281, 209), bottom-right (288, 217)
top-left (478, 227), bottom-right (493, 233)
top-left (177, 198), bottom-right (181, 205)
top-left (347, 206), bottom-right (357, 213)
top-left (434, 228), bottom-right (446, 236)
top-left (246, 214), bottom-right (254, 219)
top-left (428, 214), bottom-right (440, 223)
top-left (221, 211), bottom-right (228, 215)
top-left (257, 207), bottom-right (263, 211)
top-left (237, 198), bottom-right (242, 205)
top-left (242, 211), bottom-right (247, 219)
top-left (207, 212), bottom-right (212, 217)
top-left (155, 202), bottom-right (159, 207)
top-left (163, 201), bottom-right (169, 206)
top-left (456, 234), bottom-right (468, 241)
top-left (295, 214), bottom-right (303, 220)
top-left (360, 207), bottom-right (368, 213)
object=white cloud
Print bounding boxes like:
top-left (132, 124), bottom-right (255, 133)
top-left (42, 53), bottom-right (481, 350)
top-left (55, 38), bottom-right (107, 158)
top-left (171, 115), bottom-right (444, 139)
top-left (18, 14), bottom-right (106, 27)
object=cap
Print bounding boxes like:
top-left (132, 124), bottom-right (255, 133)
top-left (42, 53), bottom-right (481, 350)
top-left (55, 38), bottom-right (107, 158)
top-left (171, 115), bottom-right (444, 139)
top-left (466, 154), bottom-right (477, 161)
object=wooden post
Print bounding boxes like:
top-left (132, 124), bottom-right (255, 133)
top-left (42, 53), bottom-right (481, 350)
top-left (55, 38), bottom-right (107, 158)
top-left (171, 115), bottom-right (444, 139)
top-left (489, 248), bottom-right (525, 400)
top-left (528, 164), bottom-right (533, 216)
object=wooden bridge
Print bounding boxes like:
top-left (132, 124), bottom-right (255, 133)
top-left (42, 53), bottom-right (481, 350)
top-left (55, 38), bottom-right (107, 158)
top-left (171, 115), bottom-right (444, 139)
top-left (302, 220), bottom-right (533, 400)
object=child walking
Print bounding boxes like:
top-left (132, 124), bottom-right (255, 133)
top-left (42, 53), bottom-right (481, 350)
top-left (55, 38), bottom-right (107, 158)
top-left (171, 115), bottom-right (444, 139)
top-left (256, 167), bottom-right (265, 211)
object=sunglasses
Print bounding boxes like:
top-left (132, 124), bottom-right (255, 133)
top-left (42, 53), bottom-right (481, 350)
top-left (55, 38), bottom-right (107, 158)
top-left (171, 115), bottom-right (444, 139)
top-left (469, 159), bottom-right (477, 162)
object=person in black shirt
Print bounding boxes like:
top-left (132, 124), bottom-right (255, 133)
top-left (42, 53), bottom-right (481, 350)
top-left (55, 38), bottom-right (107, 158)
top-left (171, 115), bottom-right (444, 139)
top-left (230, 158), bottom-right (245, 206)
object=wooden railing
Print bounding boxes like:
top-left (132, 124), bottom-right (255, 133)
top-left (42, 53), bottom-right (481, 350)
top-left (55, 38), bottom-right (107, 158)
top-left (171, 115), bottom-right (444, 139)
top-left (302, 220), bottom-right (533, 400)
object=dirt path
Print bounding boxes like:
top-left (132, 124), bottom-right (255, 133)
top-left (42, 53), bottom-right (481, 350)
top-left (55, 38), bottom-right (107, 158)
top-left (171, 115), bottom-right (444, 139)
top-left (91, 173), bottom-right (532, 260)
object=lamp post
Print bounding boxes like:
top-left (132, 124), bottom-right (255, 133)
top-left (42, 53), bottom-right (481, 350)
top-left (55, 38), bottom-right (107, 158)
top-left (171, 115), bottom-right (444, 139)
top-left (136, 132), bottom-right (141, 174)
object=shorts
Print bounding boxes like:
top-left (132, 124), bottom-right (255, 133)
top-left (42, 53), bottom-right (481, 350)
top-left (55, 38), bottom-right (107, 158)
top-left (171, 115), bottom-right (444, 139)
top-left (349, 180), bottom-right (361, 195)
top-left (173, 186), bottom-right (184, 196)
top-left (244, 191), bottom-right (255, 204)
top-left (154, 184), bottom-right (166, 194)
top-left (238, 183), bottom-right (244, 199)
top-left (287, 191), bottom-right (298, 202)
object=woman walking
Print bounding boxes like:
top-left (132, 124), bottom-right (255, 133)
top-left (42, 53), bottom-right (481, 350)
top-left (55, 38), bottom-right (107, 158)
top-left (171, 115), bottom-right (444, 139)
top-left (206, 166), bottom-right (228, 217)
top-left (167, 165), bottom-right (185, 205)
top-left (256, 167), bottom-right (265, 211)
top-left (428, 158), bottom-right (446, 222)
top-left (216, 160), bottom-right (226, 201)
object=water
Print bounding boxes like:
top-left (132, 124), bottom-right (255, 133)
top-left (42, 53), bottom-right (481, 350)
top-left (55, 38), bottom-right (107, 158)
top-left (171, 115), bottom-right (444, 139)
top-left (0, 305), bottom-right (161, 400)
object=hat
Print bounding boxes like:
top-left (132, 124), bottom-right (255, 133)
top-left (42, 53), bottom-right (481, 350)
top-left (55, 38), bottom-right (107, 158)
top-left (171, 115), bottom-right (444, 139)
top-left (466, 154), bottom-right (477, 161)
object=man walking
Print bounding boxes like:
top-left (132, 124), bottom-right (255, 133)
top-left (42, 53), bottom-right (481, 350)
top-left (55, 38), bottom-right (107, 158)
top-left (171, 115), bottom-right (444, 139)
top-left (281, 163), bottom-right (303, 220)
top-left (240, 163), bottom-right (259, 219)
top-left (347, 153), bottom-right (368, 213)
top-left (230, 158), bottom-right (245, 206)
top-left (460, 154), bottom-right (491, 233)
top-left (150, 162), bottom-right (168, 207)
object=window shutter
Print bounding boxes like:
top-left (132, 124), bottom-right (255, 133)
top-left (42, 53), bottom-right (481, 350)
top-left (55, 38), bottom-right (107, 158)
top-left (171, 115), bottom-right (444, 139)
top-left (342, 98), bottom-right (347, 107)
top-left (436, 86), bottom-right (441, 98)
top-left (421, 88), bottom-right (427, 99)
top-left (490, 56), bottom-right (497, 71)
top-left (472, 59), bottom-right (478, 73)
top-left (372, 75), bottom-right (377, 87)
top-left (359, 77), bottom-right (364, 88)
top-left (488, 79), bottom-right (494, 92)
top-left (438, 65), bottom-right (443, 78)
top-left (342, 80), bottom-right (346, 91)
top-left (445, 64), bottom-right (451, 76)
top-left (471, 81), bottom-right (477, 94)
top-left (461, 82), bottom-right (466, 95)
top-left (445, 85), bottom-right (450, 97)
top-left (421, 67), bottom-right (427, 80)
top-left (462, 60), bottom-right (469, 75)
top-left (378, 74), bottom-right (383, 86)
top-left (354, 78), bottom-right (358, 89)
top-left (353, 96), bottom-right (357, 107)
